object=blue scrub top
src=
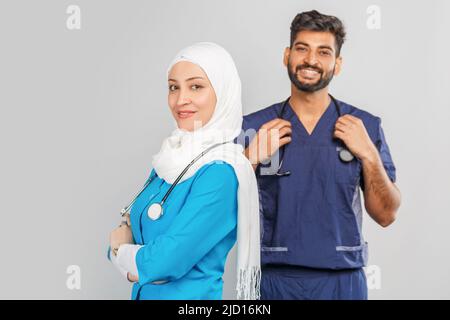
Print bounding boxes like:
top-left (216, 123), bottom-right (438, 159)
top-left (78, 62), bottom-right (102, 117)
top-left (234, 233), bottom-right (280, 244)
top-left (129, 161), bottom-right (238, 300)
top-left (237, 98), bottom-right (396, 270)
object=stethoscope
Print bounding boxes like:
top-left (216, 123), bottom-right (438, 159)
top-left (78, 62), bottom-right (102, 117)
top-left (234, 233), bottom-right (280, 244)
top-left (120, 141), bottom-right (232, 221)
top-left (273, 94), bottom-right (354, 176)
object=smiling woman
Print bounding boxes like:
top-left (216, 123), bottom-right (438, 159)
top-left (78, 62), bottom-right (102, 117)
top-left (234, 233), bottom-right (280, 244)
top-left (168, 61), bottom-right (217, 131)
top-left (108, 42), bottom-right (261, 300)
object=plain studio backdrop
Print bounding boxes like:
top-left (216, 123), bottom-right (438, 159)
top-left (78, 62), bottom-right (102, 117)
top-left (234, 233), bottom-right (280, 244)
top-left (0, 0), bottom-right (449, 299)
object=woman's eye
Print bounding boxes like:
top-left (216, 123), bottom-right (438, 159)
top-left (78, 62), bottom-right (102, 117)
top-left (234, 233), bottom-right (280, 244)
top-left (169, 85), bottom-right (177, 91)
top-left (191, 85), bottom-right (202, 90)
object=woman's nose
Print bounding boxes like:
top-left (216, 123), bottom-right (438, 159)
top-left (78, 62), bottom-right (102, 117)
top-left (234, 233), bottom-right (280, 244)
top-left (176, 89), bottom-right (192, 106)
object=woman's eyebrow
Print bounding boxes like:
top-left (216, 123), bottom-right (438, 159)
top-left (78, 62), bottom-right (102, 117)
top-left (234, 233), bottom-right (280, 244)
top-left (168, 76), bottom-right (205, 82)
top-left (186, 76), bottom-right (204, 81)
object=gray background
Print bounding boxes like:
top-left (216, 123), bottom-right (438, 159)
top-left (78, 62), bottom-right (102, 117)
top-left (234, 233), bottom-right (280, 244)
top-left (1, 0), bottom-right (449, 299)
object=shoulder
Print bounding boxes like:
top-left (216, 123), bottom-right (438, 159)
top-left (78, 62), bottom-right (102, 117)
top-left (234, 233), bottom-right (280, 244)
top-left (337, 99), bottom-right (382, 141)
top-left (150, 162), bottom-right (237, 187)
top-left (192, 161), bottom-right (239, 189)
top-left (242, 101), bottom-right (284, 131)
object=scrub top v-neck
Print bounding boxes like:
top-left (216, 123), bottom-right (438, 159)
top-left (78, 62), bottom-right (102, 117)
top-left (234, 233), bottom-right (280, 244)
top-left (238, 98), bottom-right (397, 270)
top-left (286, 98), bottom-right (335, 141)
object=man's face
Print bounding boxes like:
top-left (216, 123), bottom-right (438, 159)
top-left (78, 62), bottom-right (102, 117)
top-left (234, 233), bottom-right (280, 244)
top-left (284, 30), bottom-right (342, 93)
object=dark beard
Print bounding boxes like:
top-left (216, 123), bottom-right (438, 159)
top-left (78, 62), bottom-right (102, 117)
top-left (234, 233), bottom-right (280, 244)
top-left (288, 61), bottom-right (335, 93)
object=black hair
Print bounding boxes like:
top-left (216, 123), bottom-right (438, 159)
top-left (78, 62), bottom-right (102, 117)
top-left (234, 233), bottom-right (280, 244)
top-left (290, 10), bottom-right (346, 57)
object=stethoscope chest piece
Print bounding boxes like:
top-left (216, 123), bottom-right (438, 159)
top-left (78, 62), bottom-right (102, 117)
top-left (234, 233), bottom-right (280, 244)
top-left (339, 148), bottom-right (355, 162)
top-left (147, 203), bottom-right (163, 220)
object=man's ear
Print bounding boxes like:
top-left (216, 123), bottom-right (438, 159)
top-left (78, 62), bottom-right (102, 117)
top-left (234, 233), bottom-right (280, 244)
top-left (334, 56), bottom-right (343, 76)
top-left (283, 47), bottom-right (290, 67)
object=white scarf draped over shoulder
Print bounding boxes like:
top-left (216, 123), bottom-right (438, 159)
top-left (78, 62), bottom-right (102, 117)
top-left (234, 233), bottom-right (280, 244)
top-left (152, 42), bottom-right (261, 299)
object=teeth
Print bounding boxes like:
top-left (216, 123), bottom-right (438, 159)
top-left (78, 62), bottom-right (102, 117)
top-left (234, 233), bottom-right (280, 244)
top-left (303, 69), bottom-right (318, 74)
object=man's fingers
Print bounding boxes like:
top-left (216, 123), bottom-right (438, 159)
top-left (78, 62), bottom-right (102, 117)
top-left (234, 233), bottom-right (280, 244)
top-left (334, 122), bottom-right (347, 132)
top-left (270, 119), bottom-right (292, 131)
top-left (343, 114), bottom-right (361, 123)
top-left (277, 126), bottom-right (292, 139)
top-left (267, 126), bottom-right (292, 149)
top-left (249, 118), bottom-right (293, 164)
top-left (264, 122), bottom-right (292, 141)
top-left (257, 120), bottom-right (291, 144)
top-left (336, 117), bottom-right (352, 126)
top-left (338, 115), bottom-right (361, 125)
top-left (333, 129), bottom-right (345, 140)
top-left (279, 136), bottom-right (292, 148)
top-left (260, 118), bottom-right (281, 130)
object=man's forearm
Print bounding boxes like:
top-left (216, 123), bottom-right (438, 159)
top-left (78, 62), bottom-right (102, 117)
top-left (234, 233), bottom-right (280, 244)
top-left (361, 151), bottom-right (401, 227)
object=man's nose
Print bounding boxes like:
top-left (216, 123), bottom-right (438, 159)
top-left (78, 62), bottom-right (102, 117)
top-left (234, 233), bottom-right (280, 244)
top-left (304, 51), bottom-right (319, 66)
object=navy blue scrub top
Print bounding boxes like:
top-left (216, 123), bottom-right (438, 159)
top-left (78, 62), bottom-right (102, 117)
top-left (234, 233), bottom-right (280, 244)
top-left (236, 98), bottom-right (396, 270)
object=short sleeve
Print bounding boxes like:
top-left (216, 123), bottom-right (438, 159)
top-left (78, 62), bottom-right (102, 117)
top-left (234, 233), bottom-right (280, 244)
top-left (360, 118), bottom-right (397, 189)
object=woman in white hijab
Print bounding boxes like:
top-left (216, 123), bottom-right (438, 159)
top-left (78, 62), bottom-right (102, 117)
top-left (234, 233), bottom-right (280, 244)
top-left (109, 42), bottom-right (261, 300)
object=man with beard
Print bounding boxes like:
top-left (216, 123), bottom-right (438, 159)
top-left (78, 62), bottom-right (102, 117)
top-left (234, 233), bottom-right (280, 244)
top-left (238, 10), bottom-right (401, 300)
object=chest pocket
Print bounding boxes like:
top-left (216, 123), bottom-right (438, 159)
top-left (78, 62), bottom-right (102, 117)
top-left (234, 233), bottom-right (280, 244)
top-left (334, 146), bottom-right (362, 185)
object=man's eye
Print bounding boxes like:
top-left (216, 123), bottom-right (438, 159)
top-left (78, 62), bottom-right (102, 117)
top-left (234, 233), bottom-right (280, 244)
top-left (297, 47), bottom-right (306, 52)
top-left (320, 51), bottom-right (331, 56)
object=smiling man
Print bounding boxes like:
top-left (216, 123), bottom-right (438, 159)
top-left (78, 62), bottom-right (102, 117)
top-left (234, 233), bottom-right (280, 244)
top-left (239, 10), bottom-right (401, 300)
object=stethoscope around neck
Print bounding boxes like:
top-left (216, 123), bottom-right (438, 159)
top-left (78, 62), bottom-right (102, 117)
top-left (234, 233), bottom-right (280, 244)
top-left (120, 141), bottom-right (231, 221)
top-left (273, 94), bottom-right (355, 176)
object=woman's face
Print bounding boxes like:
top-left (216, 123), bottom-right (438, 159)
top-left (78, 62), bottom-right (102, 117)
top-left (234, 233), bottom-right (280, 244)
top-left (168, 61), bottom-right (217, 131)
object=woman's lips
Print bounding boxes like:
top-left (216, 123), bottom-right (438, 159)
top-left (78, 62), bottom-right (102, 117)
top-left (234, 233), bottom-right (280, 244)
top-left (177, 110), bottom-right (197, 119)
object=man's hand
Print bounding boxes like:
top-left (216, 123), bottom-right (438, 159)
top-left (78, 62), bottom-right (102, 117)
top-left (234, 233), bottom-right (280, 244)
top-left (244, 118), bottom-right (292, 170)
top-left (333, 115), bottom-right (378, 161)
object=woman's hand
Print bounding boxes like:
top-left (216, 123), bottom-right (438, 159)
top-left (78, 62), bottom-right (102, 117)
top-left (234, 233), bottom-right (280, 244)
top-left (110, 219), bottom-right (134, 255)
top-left (122, 213), bottom-right (131, 226)
top-left (127, 273), bottom-right (139, 282)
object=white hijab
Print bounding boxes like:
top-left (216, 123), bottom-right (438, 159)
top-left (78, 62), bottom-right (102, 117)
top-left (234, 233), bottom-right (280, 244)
top-left (152, 42), bottom-right (261, 300)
